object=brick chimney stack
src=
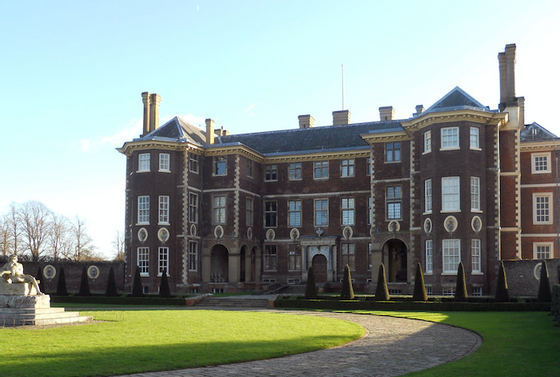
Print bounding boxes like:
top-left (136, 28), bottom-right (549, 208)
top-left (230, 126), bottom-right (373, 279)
top-left (206, 118), bottom-right (215, 145)
top-left (379, 106), bottom-right (395, 121)
top-left (141, 92), bottom-right (151, 136)
top-left (414, 105), bottom-right (425, 117)
top-left (149, 93), bottom-right (161, 133)
top-left (498, 44), bottom-right (517, 111)
top-left (298, 114), bottom-right (315, 129)
top-left (333, 110), bottom-right (351, 125)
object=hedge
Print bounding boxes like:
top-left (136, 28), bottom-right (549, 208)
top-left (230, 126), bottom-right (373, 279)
top-left (51, 295), bottom-right (187, 306)
top-left (274, 296), bottom-right (551, 312)
top-left (552, 285), bottom-right (560, 324)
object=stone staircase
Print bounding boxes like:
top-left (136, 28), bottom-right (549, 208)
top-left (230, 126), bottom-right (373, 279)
top-left (0, 307), bottom-right (92, 327)
top-left (194, 295), bottom-right (274, 309)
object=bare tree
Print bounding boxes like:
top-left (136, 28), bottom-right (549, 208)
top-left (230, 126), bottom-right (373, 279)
top-left (112, 230), bottom-right (125, 261)
top-left (49, 213), bottom-right (71, 261)
top-left (0, 215), bottom-right (10, 258)
top-left (19, 200), bottom-right (53, 262)
top-left (6, 203), bottom-right (22, 257)
top-left (65, 216), bottom-right (98, 261)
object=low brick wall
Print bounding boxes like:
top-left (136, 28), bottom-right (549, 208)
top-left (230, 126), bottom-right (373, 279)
top-left (504, 259), bottom-right (560, 297)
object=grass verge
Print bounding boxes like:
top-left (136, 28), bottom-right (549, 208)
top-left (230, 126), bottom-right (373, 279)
top-left (0, 310), bottom-right (363, 377)
top-left (351, 310), bottom-right (560, 377)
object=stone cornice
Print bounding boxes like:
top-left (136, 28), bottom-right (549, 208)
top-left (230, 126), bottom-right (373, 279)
top-left (520, 140), bottom-right (560, 152)
top-left (400, 109), bottom-right (508, 131)
top-left (117, 140), bottom-right (203, 156)
top-left (361, 130), bottom-right (409, 144)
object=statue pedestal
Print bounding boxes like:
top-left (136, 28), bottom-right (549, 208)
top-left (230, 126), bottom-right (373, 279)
top-left (0, 295), bottom-right (92, 327)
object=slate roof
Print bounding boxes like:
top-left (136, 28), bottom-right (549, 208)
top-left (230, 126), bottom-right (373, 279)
top-left (216, 120), bottom-right (403, 155)
top-left (422, 87), bottom-right (493, 115)
top-left (135, 117), bottom-right (206, 145)
top-left (520, 122), bottom-right (559, 142)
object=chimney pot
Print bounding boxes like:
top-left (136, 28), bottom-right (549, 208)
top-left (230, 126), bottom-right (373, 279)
top-left (141, 92), bottom-right (151, 136)
top-left (205, 118), bottom-right (215, 144)
top-left (379, 106), bottom-right (395, 121)
top-left (332, 110), bottom-right (351, 125)
top-left (298, 114), bottom-right (315, 129)
top-left (149, 93), bottom-right (161, 132)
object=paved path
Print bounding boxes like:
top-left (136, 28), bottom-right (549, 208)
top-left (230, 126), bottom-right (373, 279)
top-left (122, 310), bottom-right (482, 377)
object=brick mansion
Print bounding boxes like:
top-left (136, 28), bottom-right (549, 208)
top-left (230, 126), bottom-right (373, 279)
top-left (118, 44), bottom-right (560, 295)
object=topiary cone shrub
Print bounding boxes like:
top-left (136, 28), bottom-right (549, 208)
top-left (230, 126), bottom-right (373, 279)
top-left (159, 270), bottom-right (171, 298)
top-left (495, 261), bottom-right (510, 302)
top-left (537, 259), bottom-right (552, 303)
top-left (105, 266), bottom-right (118, 297)
top-left (36, 266), bottom-right (46, 294)
top-left (413, 263), bottom-right (428, 301)
top-left (305, 266), bottom-right (318, 298)
top-left (56, 267), bottom-right (68, 296)
top-left (132, 266), bottom-right (144, 297)
top-left (455, 261), bottom-right (468, 302)
top-left (77, 266), bottom-right (91, 296)
top-left (340, 264), bottom-right (355, 299)
top-left (375, 263), bottom-right (390, 301)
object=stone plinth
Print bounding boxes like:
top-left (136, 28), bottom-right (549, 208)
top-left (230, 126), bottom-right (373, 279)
top-left (0, 294), bottom-right (92, 327)
top-left (0, 279), bottom-right (38, 296)
top-left (0, 294), bottom-right (50, 309)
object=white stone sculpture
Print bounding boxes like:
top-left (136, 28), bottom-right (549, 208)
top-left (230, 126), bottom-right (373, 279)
top-left (0, 255), bottom-right (43, 296)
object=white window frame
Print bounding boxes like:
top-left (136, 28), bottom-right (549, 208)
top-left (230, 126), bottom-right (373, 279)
top-left (138, 153), bottom-right (150, 172)
top-left (189, 153), bottom-right (199, 174)
top-left (189, 193), bottom-right (198, 223)
top-left (386, 186), bottom-right (402, 220)
top-left (425, 240), bottom-right (433, 273)
top-left (425, 179), bottom-right (432, 213)
top-left (385, 142), bottom-right (401, 162)
top-left (341, 159), bottom-right (355, 177)
top-left (533, 242), bottom-right (553, 259)
top-left (246, 197), bottom-right (254, 227)
top-left (264, 200), bottom-right (277, 228)
top-left (531, 152), bottom-right (551, 174)
top-left (366, 158), bottom-right (371, 176)
top-left (212, 195), bottom-right (226, 224)
top-left (314, 161), bottom-right (329, 179)
top-left (137, 247), bottom-right (149, 276)
top-left (264, 245), bottom-right (277, 271)
top-left (341, 198), bottom-right (355, 226)
top-left (442, 239), bottom-right (461, 273)
top-left (442, 177), bottom-right (460, 212)
top-left (189, 241), bottom-right (198, 271)
top-left (341, 243), bottom-right (355, 271)
top-left (288, 244), bottom-right (301, 271)
top-left (158, 247), bottom-right (169, 276)
top-left (265, 165), bottom-right (278, 182)
top-left (159, 153), bottom-right (170, 172)
top-left (246, 159), bottom-right (253, 178)
top-left (441, 127), bottom-right (459, 150)
top-left (424, 130), bottom-right (431, 153)
top-left (533, 193), bottom-right (553, 224)
top-left (471, 177), bottom-right (481, 211)
top-left (470, 127), bottom-right (480, 149)
top-left (289, 162), bottom-right (302, 180)
top-left (158, 196), bottom-right (169, 224)
top-left (138, 196), bottom-right (150, 224)
top-left (471, 239), bottom-right (481, 273)
top-left (288, 200), bottom-right (302, 227)
top-left (213, 156), bottom-right (227, 176)
top-left (314, 199), bottom-right (329, 226)
top-left (368, 196), bottom-right (373, 225)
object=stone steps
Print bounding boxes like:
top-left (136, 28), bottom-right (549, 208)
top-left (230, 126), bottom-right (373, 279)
top-left (0, 306), bottom-right (92, 327)
top-left (195, 297), bottom-right (272, 308)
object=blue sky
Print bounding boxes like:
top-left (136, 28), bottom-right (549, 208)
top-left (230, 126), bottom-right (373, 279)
top-left (1, 0), bottom-right (559, 259)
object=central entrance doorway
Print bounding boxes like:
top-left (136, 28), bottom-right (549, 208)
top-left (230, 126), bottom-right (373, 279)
top-left (312, 254), bottom-right (328, 283)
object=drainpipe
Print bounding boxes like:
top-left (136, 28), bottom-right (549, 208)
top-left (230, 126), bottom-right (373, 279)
top-left (555, 150), bottom-right (560, 258)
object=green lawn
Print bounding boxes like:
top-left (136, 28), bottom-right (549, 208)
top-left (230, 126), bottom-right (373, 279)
top-left (0, 310), bottom-right (363, 377)
top-left (353, 311), bottom-right (560, 377)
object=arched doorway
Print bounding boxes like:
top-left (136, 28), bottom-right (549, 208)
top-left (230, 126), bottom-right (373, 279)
top-left (210, 244), bottom-right (228, 283)
top-left (385, 239), bottom-right (407, 283)
top-left (312, 254), bottom-right (328, 283)
top-left (250, 247), bottom-right (257, 282)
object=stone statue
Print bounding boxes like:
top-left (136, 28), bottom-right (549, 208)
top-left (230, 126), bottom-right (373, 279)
top-left (0, 255), bottom-right (43, 295)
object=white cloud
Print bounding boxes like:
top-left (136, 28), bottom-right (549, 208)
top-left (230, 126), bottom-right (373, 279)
top-left (178, 113), bottom-right (205, 126)
top-left (79, 118), bottom-right (142, 153)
